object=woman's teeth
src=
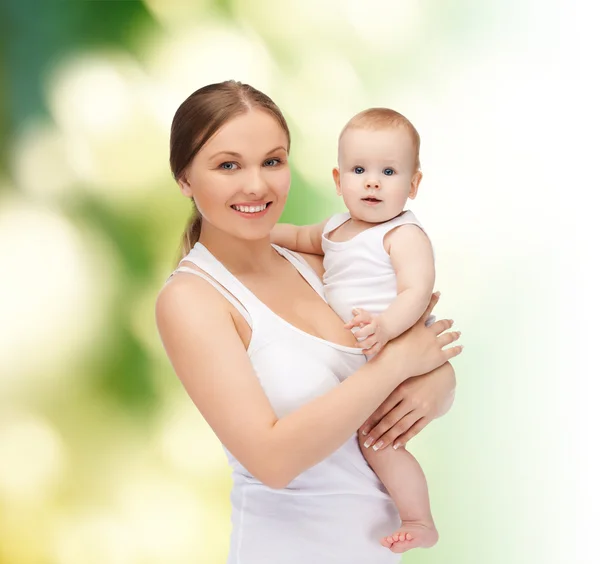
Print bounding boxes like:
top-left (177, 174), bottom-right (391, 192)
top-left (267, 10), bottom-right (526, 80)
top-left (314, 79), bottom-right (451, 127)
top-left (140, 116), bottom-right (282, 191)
top-left (232, 203), bottom-right (268, 213)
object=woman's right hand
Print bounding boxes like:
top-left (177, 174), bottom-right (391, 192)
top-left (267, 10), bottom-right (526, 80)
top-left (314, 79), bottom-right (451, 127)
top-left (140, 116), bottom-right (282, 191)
top-left (375, 292), bottom-right (463, 381)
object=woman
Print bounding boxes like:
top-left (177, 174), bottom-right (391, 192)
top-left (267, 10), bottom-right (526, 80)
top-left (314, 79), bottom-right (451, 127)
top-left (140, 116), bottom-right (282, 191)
top-left (156, 80), bottom-right (462, 564)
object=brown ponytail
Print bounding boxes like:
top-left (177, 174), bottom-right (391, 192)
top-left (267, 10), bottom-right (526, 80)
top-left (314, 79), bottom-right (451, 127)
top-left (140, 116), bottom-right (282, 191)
top-left (169, 80), bottom-right (291, 261)
top-left (180, 201), bottom-right (203, 258)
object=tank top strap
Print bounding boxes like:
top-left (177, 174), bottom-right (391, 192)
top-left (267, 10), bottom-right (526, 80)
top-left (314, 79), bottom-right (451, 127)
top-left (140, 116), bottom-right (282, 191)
top-left (176, 242), bottom-right (266, 325)
top-left (360, 209), bottom-right (430, 259)
top-left (272, 244), bottom-right (326, 300)
top-left (322, 212), bottom-right (351, 238)
top-left (370, 209), bottom-right (426, 238)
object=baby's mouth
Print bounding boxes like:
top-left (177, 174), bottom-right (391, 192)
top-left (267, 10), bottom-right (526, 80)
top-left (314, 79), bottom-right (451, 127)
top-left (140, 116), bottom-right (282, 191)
top-left (362, 197), bottom-right (382, 203)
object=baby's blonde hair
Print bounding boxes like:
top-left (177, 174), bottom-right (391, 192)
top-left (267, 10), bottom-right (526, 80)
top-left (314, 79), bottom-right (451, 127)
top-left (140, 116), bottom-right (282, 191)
top-left (339, 108), bottom-right (421, 171)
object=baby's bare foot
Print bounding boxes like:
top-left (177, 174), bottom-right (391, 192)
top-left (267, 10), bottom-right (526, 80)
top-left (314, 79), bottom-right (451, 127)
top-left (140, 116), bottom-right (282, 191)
top-left (380, 520), bottom-right (439, 554)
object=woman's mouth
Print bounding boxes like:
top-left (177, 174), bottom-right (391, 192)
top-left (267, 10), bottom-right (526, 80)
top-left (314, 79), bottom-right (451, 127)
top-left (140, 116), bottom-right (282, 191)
top-left (230, 201), bottom-right (272, 217)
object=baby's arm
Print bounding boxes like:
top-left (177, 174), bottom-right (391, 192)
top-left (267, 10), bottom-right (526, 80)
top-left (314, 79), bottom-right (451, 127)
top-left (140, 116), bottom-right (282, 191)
top-left (349, 225), bottom-right (435, 355)
top-left (270, 219), bottom-right (329, 255)
top-left (380, 224), bottom-right (435, 336)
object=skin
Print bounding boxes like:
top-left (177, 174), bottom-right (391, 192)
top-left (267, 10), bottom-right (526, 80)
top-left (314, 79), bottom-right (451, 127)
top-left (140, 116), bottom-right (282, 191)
top-left (156, 109), bottom-right (462, 497)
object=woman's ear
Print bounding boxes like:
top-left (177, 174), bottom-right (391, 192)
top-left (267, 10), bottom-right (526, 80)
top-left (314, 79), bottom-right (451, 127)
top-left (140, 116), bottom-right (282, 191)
top-left (177, 174), bottom-right (193, 197)
top-left (332, 168), bottom-right (342, 196)
top-left (408, 171), bottom-right (423, 200)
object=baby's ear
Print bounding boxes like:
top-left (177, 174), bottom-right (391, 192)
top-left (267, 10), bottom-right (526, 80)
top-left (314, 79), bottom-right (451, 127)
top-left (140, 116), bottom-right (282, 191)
top-left (332, 167), bottom-right (342, 196)
top-left (409, 171), bottom-right (423, 199)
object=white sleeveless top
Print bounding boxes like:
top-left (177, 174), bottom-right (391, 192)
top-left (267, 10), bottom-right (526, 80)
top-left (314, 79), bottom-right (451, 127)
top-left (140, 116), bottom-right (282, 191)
top-left (322, 210), bottom-right (428, 324)
top-left (173, 242), bottom-right (402, 564)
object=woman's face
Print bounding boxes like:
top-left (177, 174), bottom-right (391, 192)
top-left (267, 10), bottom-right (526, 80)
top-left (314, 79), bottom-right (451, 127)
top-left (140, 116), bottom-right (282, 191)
top-left (179, 109), bottom-right (291, 241)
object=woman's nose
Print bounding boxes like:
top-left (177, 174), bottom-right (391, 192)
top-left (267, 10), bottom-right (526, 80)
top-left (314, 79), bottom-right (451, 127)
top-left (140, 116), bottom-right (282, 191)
top-left (243, 169), bottom-right (268, 195)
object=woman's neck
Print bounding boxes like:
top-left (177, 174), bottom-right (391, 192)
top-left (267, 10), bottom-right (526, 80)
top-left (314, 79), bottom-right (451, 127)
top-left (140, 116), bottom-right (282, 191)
top-left (198, 226), bottom-right (280, 276)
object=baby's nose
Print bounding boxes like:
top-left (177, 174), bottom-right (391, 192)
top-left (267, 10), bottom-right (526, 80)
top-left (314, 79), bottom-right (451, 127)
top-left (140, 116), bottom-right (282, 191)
top-left (365, 179), bottom-right (380, 189)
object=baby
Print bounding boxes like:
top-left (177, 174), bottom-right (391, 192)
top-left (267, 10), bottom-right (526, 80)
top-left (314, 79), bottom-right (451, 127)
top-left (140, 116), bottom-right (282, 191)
top-left (271, 108), bottom-right (439, 554)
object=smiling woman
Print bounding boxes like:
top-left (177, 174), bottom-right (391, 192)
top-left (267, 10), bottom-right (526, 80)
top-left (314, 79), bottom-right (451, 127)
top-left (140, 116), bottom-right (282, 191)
top-left (168, 81), bottom-right (291, 254)
top-left (156, 80), bottom-right (461, 564)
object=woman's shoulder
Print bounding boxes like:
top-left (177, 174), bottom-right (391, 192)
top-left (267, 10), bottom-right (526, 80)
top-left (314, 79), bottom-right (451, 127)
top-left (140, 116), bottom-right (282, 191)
top-left (156, 269), bottom-right (233, 327)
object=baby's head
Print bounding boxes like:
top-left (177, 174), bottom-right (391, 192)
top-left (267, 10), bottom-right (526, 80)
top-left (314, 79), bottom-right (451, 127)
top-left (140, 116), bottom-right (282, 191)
top-left (333, 108), bottom-right (423, 224)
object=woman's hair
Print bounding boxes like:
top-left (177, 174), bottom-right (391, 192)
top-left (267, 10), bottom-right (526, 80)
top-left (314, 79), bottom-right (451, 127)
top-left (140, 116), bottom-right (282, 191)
top-left (170, 80), bottom-right (291, 258)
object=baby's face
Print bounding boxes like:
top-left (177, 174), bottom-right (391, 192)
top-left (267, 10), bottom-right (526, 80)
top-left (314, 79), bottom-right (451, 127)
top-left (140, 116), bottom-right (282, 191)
top-left (334, 127), bottom-right (421, 224)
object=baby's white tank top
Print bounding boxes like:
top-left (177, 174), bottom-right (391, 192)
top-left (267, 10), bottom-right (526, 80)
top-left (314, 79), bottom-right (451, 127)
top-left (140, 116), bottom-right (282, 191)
top-left (171, 242), bottom-right (402, 564)
top-left (322, 210), bottom-right (428, 324)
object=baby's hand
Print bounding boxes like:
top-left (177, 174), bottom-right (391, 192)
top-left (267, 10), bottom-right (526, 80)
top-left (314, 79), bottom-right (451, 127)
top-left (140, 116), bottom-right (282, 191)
top-left (344, 308), bottom-right (392, 356)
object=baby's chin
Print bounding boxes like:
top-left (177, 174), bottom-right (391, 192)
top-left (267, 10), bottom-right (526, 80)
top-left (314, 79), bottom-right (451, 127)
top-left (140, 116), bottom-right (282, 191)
top-left (350, 205), bottom-right (405, 225)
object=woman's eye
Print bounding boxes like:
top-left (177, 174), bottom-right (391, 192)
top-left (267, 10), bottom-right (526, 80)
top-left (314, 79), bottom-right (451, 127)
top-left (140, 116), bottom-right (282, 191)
top-left (220, 162), bottom-right (238, 170)
top-left (383, 168), bottom-right (395, 176)
top-left (264, 158), bottom-right (281, 167)
top-left (353, 167), bottom-right (365, 174)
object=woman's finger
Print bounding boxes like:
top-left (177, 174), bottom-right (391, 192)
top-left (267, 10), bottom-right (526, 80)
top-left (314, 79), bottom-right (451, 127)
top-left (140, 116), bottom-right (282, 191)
top-left (360, 392), bottom-right (404, 436)
top-left (419, 292), bottom-right (440, 322)
top-left (371, 411), bottom-right (421, 451)
top-left (443, 345), bottom-right (464, 361)
top-left (437, 330), bottom-right (461, 348)
top-left (362, 403), bottom-right (413, 446)
top-left (393, 417), bottom-right (428, 448)
top-left (430, 318), bottom-right (454, 336)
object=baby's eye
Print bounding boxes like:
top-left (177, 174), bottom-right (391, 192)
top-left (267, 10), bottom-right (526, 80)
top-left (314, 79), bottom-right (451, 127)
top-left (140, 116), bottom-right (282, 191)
top-left (220, 162), bottom-right (238, 171)
top-left (383, 168), bottom-right (395, 176)
top-left (264, 158), bottom-right (281, 167)
top-left (353, 166), bottom-right (365, 174)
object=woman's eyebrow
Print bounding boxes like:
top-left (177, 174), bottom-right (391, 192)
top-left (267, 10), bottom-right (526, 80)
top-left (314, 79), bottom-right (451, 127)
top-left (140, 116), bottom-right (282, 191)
top-left (265, 145), bottom-right (287, 155)
top-left (209, 146), bottom-right (287, 160)
top-left (267, 145), bottom-right (287, 155)
top-left (209, 150), bottom-right (242, 160)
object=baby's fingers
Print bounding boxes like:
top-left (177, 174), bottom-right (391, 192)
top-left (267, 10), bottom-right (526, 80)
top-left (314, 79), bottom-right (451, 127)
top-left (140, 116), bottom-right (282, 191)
top-left (354, 323), bottom-right (376, 340)
top-left (362, 342), bottom-right (383, 356)
top-left (358, 334), bottom-right (379, 351)
top-left (344, 308), bottom-right (369, 329)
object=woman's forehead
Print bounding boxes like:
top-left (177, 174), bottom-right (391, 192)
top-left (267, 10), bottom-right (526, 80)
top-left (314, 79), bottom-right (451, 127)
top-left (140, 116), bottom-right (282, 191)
top-left (202, 110), bottom-right (288, 156)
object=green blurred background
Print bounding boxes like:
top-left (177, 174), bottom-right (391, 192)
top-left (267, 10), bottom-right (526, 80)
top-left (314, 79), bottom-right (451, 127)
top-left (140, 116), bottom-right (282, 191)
top-left (0, 1), bottom-right (593, 563)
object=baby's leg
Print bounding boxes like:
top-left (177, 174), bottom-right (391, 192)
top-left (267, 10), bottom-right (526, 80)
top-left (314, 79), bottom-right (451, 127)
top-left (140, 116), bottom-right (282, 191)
top-left (360, 439), bottom-right (439, 554)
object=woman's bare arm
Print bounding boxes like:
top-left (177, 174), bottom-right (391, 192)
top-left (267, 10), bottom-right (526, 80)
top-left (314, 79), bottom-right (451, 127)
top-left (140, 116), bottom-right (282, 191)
top-left (156, 277), bottom-right (460, 489)
top-left (270, 220), bottom-right (328, 255)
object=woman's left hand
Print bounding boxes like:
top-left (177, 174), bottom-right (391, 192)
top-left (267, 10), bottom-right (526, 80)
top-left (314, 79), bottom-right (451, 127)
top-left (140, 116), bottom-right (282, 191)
top-left (359, 361), bottom-right (456, 451)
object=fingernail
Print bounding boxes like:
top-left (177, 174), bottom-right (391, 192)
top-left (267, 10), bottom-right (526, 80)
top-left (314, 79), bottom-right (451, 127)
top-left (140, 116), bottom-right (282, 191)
top-left (372, 440), bottom-right (384, 451)
top-left (361, 428), bottom-right (370, 436)
top-left (364, 437), bottom-right (374, 448)
top-left (393, 443), bottom-right (403, 450)
top-left (434, 291), bottom-right (440, 297)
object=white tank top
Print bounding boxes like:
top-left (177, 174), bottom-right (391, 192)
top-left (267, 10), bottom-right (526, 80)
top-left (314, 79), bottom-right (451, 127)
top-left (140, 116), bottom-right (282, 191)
top-left (322, 210), bottom-right (428, 324)
top-left (172, 242), bottom-right (402, 564)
